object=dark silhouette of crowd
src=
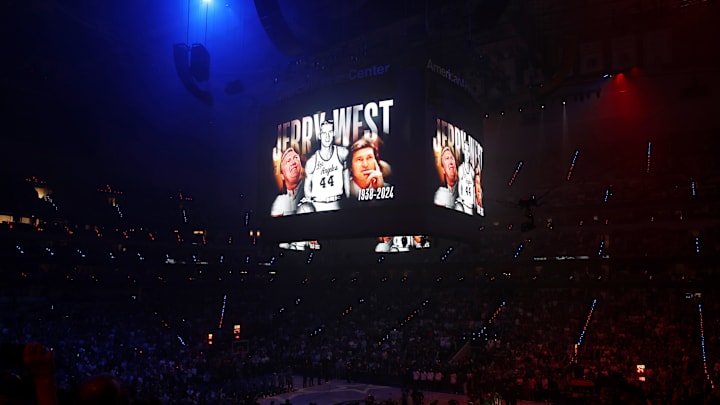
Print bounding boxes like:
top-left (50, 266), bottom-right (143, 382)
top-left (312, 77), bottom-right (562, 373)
top-left (2, 243), bottom-right (720, 405)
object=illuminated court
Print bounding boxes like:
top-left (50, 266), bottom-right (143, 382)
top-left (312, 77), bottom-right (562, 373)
top-left (259, 377), bottom-right (544, 405)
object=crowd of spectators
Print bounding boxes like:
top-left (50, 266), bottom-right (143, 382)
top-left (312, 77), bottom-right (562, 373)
top-left (2, 249), bottom-right (720, 404)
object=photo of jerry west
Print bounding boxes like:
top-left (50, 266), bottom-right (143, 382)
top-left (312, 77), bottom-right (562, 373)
top-left (474, 167), bottom-right (484, 216)
top-left (271, 146), bottom-right (321, 217)
top-left (346, 137), bottom-right (392, 203)
top-left (271, 147), bottom-right (306, 217)
top-left (433, 146), bottom-right (461, 211)
top-left (303, 120), bottom-right (349, 212)
top-left (456, 140), bottom-right (475, 214)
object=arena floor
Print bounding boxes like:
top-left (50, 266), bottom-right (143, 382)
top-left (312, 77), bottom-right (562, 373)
top-left (259, 377), bottom-right (543, 405)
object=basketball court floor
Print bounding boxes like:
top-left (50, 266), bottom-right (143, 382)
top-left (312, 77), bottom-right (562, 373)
top-left (259, 377), bottom-right (543, 405)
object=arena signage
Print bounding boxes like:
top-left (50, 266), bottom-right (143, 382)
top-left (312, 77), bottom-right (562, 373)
top-left (426, 59), bottom-right (470, 92)
top-left (349, 64), bottom-right (391, 80)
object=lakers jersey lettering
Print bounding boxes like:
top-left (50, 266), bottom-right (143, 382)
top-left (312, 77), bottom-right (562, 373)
top-left (311, 147), bottom-right (344, 200)
top-left (458, 163), bottom-right (474, 208)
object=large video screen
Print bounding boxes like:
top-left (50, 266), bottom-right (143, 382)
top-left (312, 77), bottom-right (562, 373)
top-left (278, 240), bottom-right (321, 251)
top-left (431, 119), bottom-right (484, 216)
top-left (375, 235), bottom-right (431, 253)
top-left (257, 63), bottom-right (484, 243)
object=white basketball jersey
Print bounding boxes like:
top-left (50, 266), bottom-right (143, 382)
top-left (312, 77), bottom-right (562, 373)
top-left (458, 162), bottom-right (475, 210)
top-left (310, 146), bottom-right (344, 201)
